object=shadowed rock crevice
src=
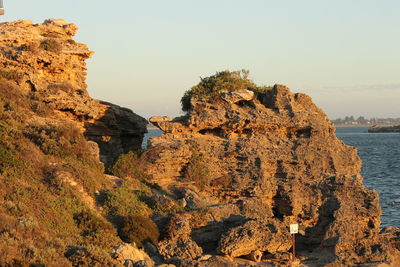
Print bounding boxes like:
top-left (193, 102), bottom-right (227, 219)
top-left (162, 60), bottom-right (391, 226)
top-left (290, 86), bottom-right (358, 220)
top-left (198, 127), bottom-right (224, 137)
top-left (84, 102), bottom-right (147, 168)
top-left (272, 187), bottom-right (293, 221)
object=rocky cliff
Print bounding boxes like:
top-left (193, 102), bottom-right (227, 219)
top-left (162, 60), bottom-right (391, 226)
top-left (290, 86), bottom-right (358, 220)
top-left (0, 19), bottom-right (147, 166)
top-left (0, 19), bottom-right (153, 266)
top-left (145, 84), bottom-right (400, 266)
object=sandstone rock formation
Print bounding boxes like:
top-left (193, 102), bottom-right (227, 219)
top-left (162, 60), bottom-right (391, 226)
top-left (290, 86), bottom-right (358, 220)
top-left (0, 19), bottom-right (147, 166)
top-left (158, 213), bottom-right (203, 262)
top-left (145, 85), bottom-right (400, 266)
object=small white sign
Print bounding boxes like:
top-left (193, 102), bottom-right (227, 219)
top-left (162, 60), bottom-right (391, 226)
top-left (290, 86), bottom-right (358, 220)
top-left (290, 224), bottom-right (298, 234)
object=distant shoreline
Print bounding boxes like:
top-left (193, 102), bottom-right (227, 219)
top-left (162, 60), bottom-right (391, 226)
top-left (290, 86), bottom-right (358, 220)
top-left (333, 124), bottom-right (399, 127)
top-left (334, 124), bottom-right (370, 127)
top-left (149, 123), bottom-right (399, 129)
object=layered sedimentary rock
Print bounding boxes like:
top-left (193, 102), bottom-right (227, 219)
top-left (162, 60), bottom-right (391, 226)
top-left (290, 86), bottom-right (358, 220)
top-left (145, 85), bottom-right (400, 265)
top-left (0, 19), bottom-right (147, 166)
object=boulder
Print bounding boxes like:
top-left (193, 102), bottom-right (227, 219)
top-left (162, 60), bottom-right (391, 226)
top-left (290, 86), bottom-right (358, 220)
top-left (113, 243), bottom-right (154, 267)
top-left (218, 219), bottom-right (291, 258)
top-left (158, 214), bottom-right (203, 261)
top-left (221, 89), bottom-right (254, 103)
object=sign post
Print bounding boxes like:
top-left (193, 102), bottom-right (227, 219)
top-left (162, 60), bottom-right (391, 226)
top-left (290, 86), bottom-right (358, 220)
top-left (289, 223), bottom-right (298, 261)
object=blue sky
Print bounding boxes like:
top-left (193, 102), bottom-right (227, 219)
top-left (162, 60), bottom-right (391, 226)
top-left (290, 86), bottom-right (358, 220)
top-left (2, 1), bottom-right (400, 119)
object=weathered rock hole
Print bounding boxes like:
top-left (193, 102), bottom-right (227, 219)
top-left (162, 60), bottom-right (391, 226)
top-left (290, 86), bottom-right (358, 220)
top-left (37, 59), bottom-right (51, 67)
top-left (198, 128), bottom-right (224, 137)
top-left (191, 222), bottom-right (224, 253)
top-left (274, 160), bottom-right (287, 179)
top-left (372, 244), bottom-right (383, 254)
top-left (368, 219), bottom-right (375, 229)
top-left (242, 128), bottom-right (252, 135)
top-left (240, 250), bottom-right (263, 262)
top-left (255, 158), bottom-right (261, 169)
top-left (26, 80), bottom-right (36, 92)
top-left (295, 126), bottom-right (312, 138)
top-left (235, 100), bottom-right (254, 108)
top-left (272, 187), bottom-right (293, 221)
top-left (192, 215), bottom-right (246, 253)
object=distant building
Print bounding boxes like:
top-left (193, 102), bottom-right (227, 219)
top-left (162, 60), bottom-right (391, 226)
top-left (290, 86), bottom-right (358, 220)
top-left (0, 0), bottom-right (4, 15)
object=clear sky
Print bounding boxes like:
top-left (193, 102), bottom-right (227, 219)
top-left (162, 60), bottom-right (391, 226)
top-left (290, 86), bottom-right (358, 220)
top-left (2, 1), bottom-right (400, 119)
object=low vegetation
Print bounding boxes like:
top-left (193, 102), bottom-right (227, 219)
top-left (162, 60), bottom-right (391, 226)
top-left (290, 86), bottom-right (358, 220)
top-left (182, 152), bottom-right (210, 190)
top-left (110, 151), bottom-right (148, 180)
top-left (181, 69), bottom-right (272, 111)
top-left (0, 69), bottom-right (23, 81)
top-left (47, 82), bottom-right (74, 94)
top-left (19, 42), bottom-right (40, 54)
top-left (0, 76), bottom-right (164, 265)
top-left (118, 215), bottom-right (160, 247)
top-left (39, 39), bottom-right (63, 53)
top-left (1, 58), bottom-right (262, 267)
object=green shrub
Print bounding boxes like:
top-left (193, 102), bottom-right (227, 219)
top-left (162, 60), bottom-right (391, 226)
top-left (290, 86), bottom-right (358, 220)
top-left (210, 174), bottom-right (233, 188)
top-left (0, 78), bottom-right (124, 265)
top-left (118, 215), bottom-right (159, 247)
top-left (30, 101), bottom-right (52, 116)
top-left (182, 153), bottom-right (210, 190)
top-left (39, 39), bottom-right (62, 53)
top-left (73, 211), bottom-right (115, 237)
top-left (137, 191), bottom-right (182, 215)
top-left (110, 151), bottom-right (147, 180)
top-left (0, 123), bottom-right (28, 177)
top-left (0, 69), bottom-right (23, 81)
top-left (0, 79), bottom-right (30, 116)
top-left (24, 123), bottom-right (86, 157)
top-left (19, 43), bottom-right (30, 51)
top-left (63, 158), bottom-right (108, 196)
top-left (181, 69), bottom-right (272, 111)
top-left (47, 82), bottom-right (74, 94)
top-left (103, 186), bottom-right (150, 219)
top-left (65, 245), bottom-right (119, 267)
top-left (19, 43), bottom-right (39, 53)
top-left (0, 145), bottom-right (18, 175)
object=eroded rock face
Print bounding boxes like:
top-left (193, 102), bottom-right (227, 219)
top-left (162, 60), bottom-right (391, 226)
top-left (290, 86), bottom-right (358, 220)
top-left (218, 219), bottom-right (291, 258)
top-left (158, 214), bottom-right (203, 261)
top-left (145, 85), bottom-right (399, 265)
top-left (0, 19), bottom-right (147, 166)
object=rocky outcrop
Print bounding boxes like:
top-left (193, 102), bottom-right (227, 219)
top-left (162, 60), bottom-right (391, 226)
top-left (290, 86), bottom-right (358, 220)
top-left (218, 219), bottom-right (291, 258)
top-left (158, 214), bottom-right (203, 262)
top-left (0, 19), bottom-right (147, 166)
top-left (113, 243), bottom-right (155, 267)
top-left (144, 85), bottom-right (400, 266)
top-left (368, 125), bottom-right (400, 133)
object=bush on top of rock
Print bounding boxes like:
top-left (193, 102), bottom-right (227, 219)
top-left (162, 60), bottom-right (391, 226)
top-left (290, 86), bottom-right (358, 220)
top-left (180, 69), bottom-right (272, 112)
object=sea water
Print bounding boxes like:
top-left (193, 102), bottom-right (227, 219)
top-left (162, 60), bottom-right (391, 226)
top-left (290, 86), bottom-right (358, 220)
top-left (143, 127), bottom-right (400, 227)
top-left (335, 126), bottom-right (400, 228)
